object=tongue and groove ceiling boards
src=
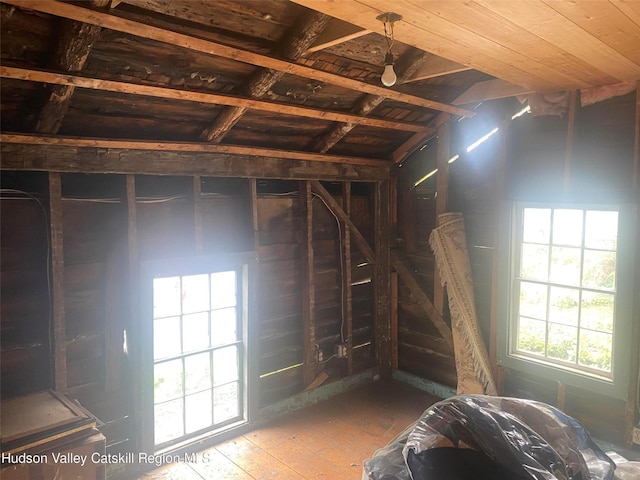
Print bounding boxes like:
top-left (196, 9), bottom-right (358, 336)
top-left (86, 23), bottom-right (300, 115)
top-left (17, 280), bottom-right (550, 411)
top-left (1, 0), bottom-right (639, 166)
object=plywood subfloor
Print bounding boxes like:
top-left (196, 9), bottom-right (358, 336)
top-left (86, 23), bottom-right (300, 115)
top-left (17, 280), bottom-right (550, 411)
top-left (138, 380), bottom-right (439, 479)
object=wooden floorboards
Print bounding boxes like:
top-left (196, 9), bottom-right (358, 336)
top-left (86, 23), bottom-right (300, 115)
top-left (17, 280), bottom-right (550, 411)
top-left (138, 380), bottom-right (439, 479)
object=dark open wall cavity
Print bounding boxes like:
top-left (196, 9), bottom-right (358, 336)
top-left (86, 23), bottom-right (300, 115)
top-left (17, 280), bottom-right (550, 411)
top-left (1, 171), bottom-right (52, 397)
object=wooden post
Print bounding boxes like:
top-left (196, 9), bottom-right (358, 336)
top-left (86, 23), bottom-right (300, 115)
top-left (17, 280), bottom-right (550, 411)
top-left (391, 271), bottom-right (398, 369)
top-left (397, 171), bottom-right (418, 253)
top-left (374, 180), bottom-right (392, 379)
top-left (126, 175), bottom-right (138, 319)
top-left (193, 176), bottom-right (203, 253)
top-left (491, 127), bottom-right (508, 392)
top-left (249, 179), bottom-right (260, 252)
top-left (564, 90), bottom-right (578, 192)
top-left (390, 175), bottom-right (398, 246)
top-left (125, 174), bottom-right (140, 449)
top-left (341, 182), bottom-right (354, 375)
top-left (49, 172), bottom-right (67, 391)
top-left (300, 181), bottom-right (316, 387)
top-left (434, 119), bottom-right (450, 316)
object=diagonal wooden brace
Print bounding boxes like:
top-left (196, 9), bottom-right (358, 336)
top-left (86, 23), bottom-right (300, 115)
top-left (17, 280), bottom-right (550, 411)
top-left (310, 180), bottom-right (375, 265)
top-left (390, 250), bottom-right (454, 349)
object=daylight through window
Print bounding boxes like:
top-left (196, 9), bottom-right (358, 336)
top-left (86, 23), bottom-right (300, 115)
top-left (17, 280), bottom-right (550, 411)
top-left (511, 206), bottom-right (619, 378)
top-left (152, 270), bottom-right (243, 448)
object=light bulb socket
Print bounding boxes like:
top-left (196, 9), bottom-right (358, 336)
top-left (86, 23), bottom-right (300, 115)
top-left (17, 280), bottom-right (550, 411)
top-left (384, 51), bottom-right (394, 66)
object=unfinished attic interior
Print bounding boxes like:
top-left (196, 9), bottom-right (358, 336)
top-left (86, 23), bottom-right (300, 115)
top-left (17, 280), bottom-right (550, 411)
top-left (1, 0), bottom-right (640, 478)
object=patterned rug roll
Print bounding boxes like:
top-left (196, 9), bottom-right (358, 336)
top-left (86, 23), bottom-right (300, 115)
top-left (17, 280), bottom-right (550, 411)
top-left (429, 212), bottom-right (497, 395)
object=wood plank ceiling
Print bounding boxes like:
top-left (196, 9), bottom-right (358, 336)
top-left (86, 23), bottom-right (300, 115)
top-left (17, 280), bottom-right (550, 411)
top-left (1, 0), bottom-right (639, 168)
top-left (294, 0), bottom-right (640, 91)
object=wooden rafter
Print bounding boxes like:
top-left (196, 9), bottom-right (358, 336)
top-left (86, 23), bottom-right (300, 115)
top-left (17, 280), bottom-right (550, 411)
top-left (36, 0), bottom-right (109, 134)
top-left (1, 66), bottom-right (428, 134)
top-left (392, 127), bottom-right (436, 165)
top-left (200, 10), bottom-right (331, 143)
top-left (392, 77), bottom-right (528, 163)
top-left (305, 18), bottom-right (370, 54)
top-left (309, 180), bottom-right (375, 264)
top-left (3, 0), bottom-right (475, 118)
top-left (403, 55), bottom-right (471, 84)
top-left (392, 113), bottom-right (450, 164)
top-left (312, 49), bottom-right (435, 153)
top-left (452, 78), bottom-right (533, 105)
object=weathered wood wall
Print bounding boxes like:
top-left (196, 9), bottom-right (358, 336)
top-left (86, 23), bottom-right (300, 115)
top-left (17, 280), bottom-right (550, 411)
top-left (1, 172), bottom-right (52, 397)
top-left (256, 185), bottom-right (304, 407)
top-left (396, 92), bottom-right (639, 447)
top-left (0, 164), bottom-right (382, 460)
top-left (502, 92), bottom-right (639, 446)
top-left (396, 174), bottom-right (456, 388)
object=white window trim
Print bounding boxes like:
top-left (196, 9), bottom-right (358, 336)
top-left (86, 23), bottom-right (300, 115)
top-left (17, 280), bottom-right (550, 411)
top-left (497, 201), bottom-right (636, 400)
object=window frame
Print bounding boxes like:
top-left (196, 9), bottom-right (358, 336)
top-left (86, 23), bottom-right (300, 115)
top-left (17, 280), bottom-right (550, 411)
top-left (498, 201), bottom-right (636, 399)
top-left (139, 252), bottom-right (257, 455)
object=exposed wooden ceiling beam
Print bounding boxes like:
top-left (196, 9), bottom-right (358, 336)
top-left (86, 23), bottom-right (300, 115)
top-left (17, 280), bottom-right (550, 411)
top-left (392, 114), bottom-right (451, 164)
top-left (36, 0), bottom-right (109, 134)
top-left (391, 79), bottom-right (533, 164)
top-left (305, 18), bottom-right (370, 54)
top-left (0, 133), bottom-right (390, 167)
top-left (311, 49), bottom-right (435, 153)
top-left (1, 141), bottom-right (389, 180)
top-left (402, 56), bottom-right (471, 84)
top-left (452, 79), bottom-right (534, 105)
top-left (4, 0), bottom-right (475, 118)
top-left (310, 180), bottom-right (376, 264)
top-left (201, 10), bottom-right (331, 143)
top-left (1, 66), bottom-right (429, 133)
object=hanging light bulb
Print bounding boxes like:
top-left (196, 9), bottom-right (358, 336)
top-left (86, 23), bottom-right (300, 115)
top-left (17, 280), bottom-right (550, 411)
top-left (381, 51), bottom-right (397, 87)
top-left (376, 12), bottom-right (402, 88)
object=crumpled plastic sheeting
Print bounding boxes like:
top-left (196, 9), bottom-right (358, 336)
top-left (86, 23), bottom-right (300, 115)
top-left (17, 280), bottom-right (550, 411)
top-left (363, 395), bottom-right (618, 480)
top-left (361, 421), bottom-right (415, 480)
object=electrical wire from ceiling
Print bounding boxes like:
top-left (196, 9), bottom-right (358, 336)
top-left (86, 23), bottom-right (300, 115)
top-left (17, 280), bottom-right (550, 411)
top-left (258, 189), bottom-right (355, 349)
top-left (0, 189), bottom-right (53, 381)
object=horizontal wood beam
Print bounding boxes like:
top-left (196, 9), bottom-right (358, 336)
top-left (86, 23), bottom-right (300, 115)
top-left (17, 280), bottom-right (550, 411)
top-left (453, 78), bottom-right (533, 105)
top-left (392, 114), bottom-right (450, 164)
top-left (310, 180), bottom-right (375, 264)
top-left (4, 0), bottom-right (475, 118)
top-left (201, 10), bottom-right (331, 143)
top-left (1, 141), bottom-right (390, 181)
top-left (312, 49), bottom-right (435, 153)
top-left (305, 18), bottom-right (370, 53)
top-left (392, 128), bottom-right (436, 165)
top-left (403, 56), bottom-right (471, 84)
top-left (390, 250), bottom-right (454, 349)
top-left (1, 66), bottom-right (426, 134)
top-left (0, 133), bottom-right (389, 167)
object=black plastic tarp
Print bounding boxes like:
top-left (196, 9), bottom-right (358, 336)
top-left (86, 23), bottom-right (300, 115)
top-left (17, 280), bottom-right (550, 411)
top-left (363, 395), bottom-right (621, 480)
